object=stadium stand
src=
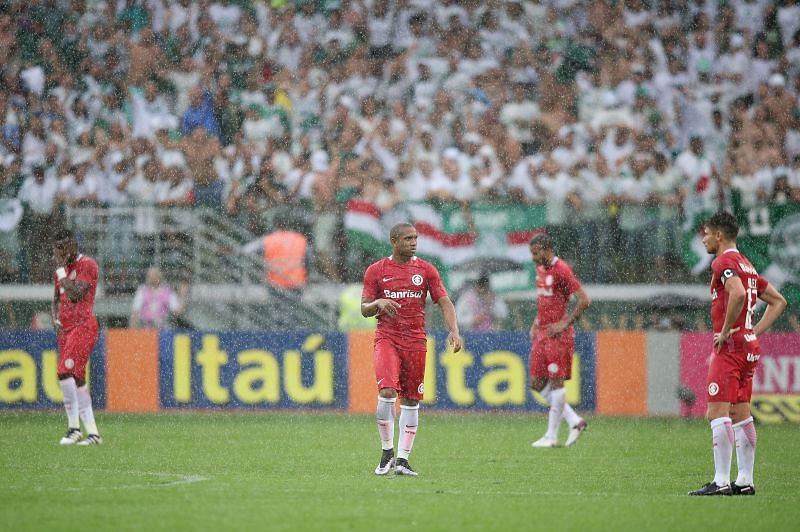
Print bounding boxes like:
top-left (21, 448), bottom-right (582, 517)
top-left (0, 0), bottom-right (799, 330)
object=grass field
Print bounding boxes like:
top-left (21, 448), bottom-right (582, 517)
top-left (0, 412), bottom-right (797, 531)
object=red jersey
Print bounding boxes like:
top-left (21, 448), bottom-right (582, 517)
top-left (362, 256), bottom-right (448, 347)
top-left (54, 254), bottom-right (98, 330)
top-left (710, 248), bottom-right (767, 344)
top-left (535, 257), bottom-right (581, 330)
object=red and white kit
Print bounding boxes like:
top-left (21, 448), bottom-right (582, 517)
top-left (531, 257), bottom-right (582, 380)
top-left (707, 248), bottom-right (768, 403)
top-left (54, 254), bottom-right (99, 378)
top-left (362, 256), bottom-right (448, 400)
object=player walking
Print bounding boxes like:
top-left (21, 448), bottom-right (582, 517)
top-left (689, 212), bottom-right (786, 495)
top-left (361, 222), bottom-right (462, 476)
top-left (52, 229), bottom-right (103, 445)
top-left (528, 233), bottom-right (591, 448)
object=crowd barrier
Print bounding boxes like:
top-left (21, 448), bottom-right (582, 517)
top-left (1, 330), bottom-right (798, 423)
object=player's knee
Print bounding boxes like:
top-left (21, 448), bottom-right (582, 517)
top-left (378, 387), bottom-right (397, 399)
top-left (530, 379), bottom-right (546, 392)
top-left (400, 398), bottom-right (419, 407)
top-left (58, 373), bottom-right (72, 381)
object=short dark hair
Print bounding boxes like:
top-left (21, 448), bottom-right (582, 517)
top-left (390, 222), bottom-right (414, 241)
top-left (529, 232), bottom-right (552, 250)
top-left (53, 228), bottom-right (74, 243)
top-left (705, 211), bottom-right (738, 240)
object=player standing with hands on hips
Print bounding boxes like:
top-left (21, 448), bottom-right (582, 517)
top-left (52, 229), bottom-right (103, 445)
top-left (689, 212), bottom-right (786, 495)
top-left (528, 233), bottom-right (591, 448)
top-left (361, 223), bottom-right (462, 476)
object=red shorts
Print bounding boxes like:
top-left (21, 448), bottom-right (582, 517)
top-left (373, 337), bottom-right (426, 401)
top-left (530, 331), bottom-right (574, 380)
top-left (706, 347), bottom-right (759, 404)
top-left (57, 318), bottom-right (99, 380)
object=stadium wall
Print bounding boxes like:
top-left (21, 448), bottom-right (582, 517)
top-left (1, 330), bottom-right (798, 423)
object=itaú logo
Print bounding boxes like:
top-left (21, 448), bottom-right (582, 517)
top-left (384, 289), bottom-right (423, 299)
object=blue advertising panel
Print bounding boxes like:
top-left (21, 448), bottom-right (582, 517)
top-left (422, 331), bottom-right (596, 411)
top-left (159, 331), bottom-right (348, 409)
top-left (0, 330), bottom-right (106, 409)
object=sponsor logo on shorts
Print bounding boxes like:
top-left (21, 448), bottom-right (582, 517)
top-left (411, 274), bottom-right (423, 286)
top-left (708, 382), bottom-right (719, 396)
top-left (744, 333), bottom-right (757, 342)
top-left (64, 358), bottom-right (74, 370)
top-left (417, 383), bottom-right (424, 394)
top-left (746, 353), bottom-right (760, 362)
top-left (547, 363), bottom-right (559, 374)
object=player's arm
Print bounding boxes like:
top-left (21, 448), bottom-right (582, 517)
top-left (57, 276), bottom-right (90, 303)
top-left (548, 287), bottom-right (591, 336)
top-left (436, 295), bottom-right (462, 352)
top-left (52, 284), bottom-right (62, 335)
top-left (753, 283), bottom-right (787, 337)
top-left (361, 296), bottom-right (401, 318)
top-left (714, 273), bottom-right (745, 350)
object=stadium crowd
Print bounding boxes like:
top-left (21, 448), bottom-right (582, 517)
top-left (1, 0), bottom-right (800, 288)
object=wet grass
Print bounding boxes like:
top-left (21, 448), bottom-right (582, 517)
top-left (0, 412), bottom-right (797, 531)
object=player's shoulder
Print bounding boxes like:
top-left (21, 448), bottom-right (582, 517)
top-left (554, 257), bottom-right (577, 276)
top-left (77, 255), bottom-right (99, 270)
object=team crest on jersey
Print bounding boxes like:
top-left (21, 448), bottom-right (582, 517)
top-left (69, 270), bottom-right (77, 280)
top-left (411, 274), bottom-right (423, 286)
top-left (545, 275), bottom-right (553, 286)
top-left (708, 382), bottom-right (719, 396)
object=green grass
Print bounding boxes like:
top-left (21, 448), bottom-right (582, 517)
top-left (0, 412), bottom-right (798, 531)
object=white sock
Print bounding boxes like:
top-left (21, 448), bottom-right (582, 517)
top-left (376, 396), bottom-right (396, 451)
top-left (59, 377), bottom-right (80, 429)
top-left (539, 383), bottom-right (552, 402)
top-left (733, 416), bottom-right (757, 486)
top-left (546, 388), bottom-right (566, 441)
top-left (77, 385), bottom-right (99, 435)
top-left (711, 417), bottom-right (734, 486)
top-left (562, 402), bottom-right (582, 428)
top-left (397, 404), bottom-right (419, 460)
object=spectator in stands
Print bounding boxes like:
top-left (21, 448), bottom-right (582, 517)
top-left (129, 266), bottom-right (188, 329)
top-left (182, 86), bottom-right (220, 138)
top-left (242, 213), bottom-right (310, 292)
top-left (455, 274), bottom-right (509, 332)
top-left (18, 165), bottom-right (60, 283)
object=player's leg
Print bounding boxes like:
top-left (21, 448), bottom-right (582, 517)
top-left (530, 338), bottom-right (558, 447)
top-left (730, 375), bottom-right (756, 495)
top-left (74, 323), bottom-right (102, 445)
top-left (394, 348), bottom-right (425, 476)
top-left (689, 354), bottom-right (736, 495)
top-left (57, 331), bottom-right (82, 444)
top-left (374, 340), bottom-right (400, 475)
top-left (544, 378), bottom-right (566, 443)
top-left (556, 334), bottom-right (587, 446)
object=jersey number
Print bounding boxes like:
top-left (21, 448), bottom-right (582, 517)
top-left (745, 287), bottom-right (757, 330)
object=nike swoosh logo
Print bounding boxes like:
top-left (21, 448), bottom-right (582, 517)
top-left (377, 378), bottom-right (385, 386)
top-left (382, 277), bottom-right (392, 282)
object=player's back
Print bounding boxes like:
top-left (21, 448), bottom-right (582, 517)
top-left (710, 249), bottom-right (767, 342)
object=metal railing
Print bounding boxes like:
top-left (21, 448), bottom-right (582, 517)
top-left (64, 206), bottom-right (334, 330)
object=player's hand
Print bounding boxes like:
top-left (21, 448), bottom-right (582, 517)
top-left (54, 320), bottom-right (62, 336)
top-left (713, 330), bottom-right (729, 352)
top-left (376, 299), bottom-right (401, 317)
top-left (448, 332), bottom-right (462, 353)
top-left (547, 321), bottom-right (568, 337)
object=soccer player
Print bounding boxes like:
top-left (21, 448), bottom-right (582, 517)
top-left (528, 233), bottom-right (591, 448)
top-left (689, 212), bottom-right (786, 496)
top-left (361, 222), bottom-right (462, 476)
top-left (52, 229), bottom-right (103, 445)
